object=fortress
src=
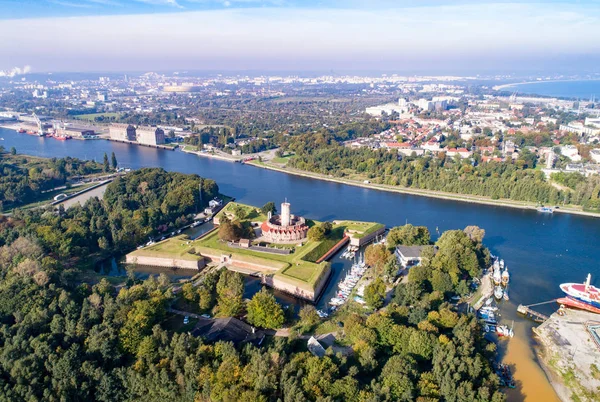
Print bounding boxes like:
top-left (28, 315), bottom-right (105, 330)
top-left (260, 201), bottom-right (309, 243)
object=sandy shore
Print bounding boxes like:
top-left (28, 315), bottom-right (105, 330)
top-left (248, 161), bottom-right (600, 219)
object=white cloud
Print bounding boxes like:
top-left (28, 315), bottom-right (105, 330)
top-left (0, 3), bottom-right (599, 72)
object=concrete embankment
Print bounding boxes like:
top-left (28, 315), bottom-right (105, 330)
top-left (534, 309), bottom-right (600, 401)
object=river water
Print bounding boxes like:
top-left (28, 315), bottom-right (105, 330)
top-left (2, 128), bottom-right (599, 400)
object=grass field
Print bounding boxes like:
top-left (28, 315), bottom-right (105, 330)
top-left (73, 112), bottom-right (121, 121)
top-left (337, 220), bottom-right (384, 239)
top-left (271, 154), bottom-right (295, 164)
top-left (215, 201), bottom-right (268, 223)
top-left (129, 235), bottom-right (203, 261)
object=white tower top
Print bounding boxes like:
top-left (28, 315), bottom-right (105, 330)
top-left (280, 201), bottom-right (291, 227)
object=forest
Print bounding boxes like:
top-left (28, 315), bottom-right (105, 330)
top-left (283, 131), bottom-right (600, 211)
top-left (0, 166), bottom-right (507, 401)
top-left (0, 149), bottom-right (102, 211)
top-left (6, 168), bottom-right (219, 268)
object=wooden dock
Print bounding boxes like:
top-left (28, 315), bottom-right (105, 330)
top-left (517, 304), bottom-right (550, 323)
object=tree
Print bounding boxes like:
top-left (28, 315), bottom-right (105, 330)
top-left (10, 147), bottom-right (16, 155)
top-left (364, 278), bottom-right (386, 309)
top-left (103, 153), bottom-right (109, 173)
top-left (111, 152), bottom-right (118, 170)
top-left (365, 244), bottom-right (392, 275)
top-left (307, 226), bottom-right (325, 241)
top-left (261, 201), bottom-right (276, 216)
top-left (218, 218), bottom-right (240, 242)
top-left (232, 205), bottom-right (247, 220)
top-left (215, 270), bottom-right (244, 317)
top-left (246, 288), bottom-right (285, 329)
top-left (387, 224), bottom-right (431, 247)
top-left (298, 305), bottom-right (320, 333)
top-left (320, 221), bottom-right (333, 236)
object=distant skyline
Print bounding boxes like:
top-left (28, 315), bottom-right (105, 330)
top-left (1, 1), bottom-right (600, 74)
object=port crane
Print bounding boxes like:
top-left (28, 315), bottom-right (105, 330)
top-left (32, 112), bottom-right (44, 136)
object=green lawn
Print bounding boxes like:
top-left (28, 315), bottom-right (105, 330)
top-left (271, 154), bottom-right (295, 164)
top-left (215, 201), bottom-right (268, 223)
top-left (130, 235), bottom-right (203, 261)
top-left (336, 220), bottom-right (384, 239)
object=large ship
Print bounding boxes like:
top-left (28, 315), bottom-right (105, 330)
top-left (560, 274), bottom-right (600, 309)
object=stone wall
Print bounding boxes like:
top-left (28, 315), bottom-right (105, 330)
top-left (125, 254), bottom-right (205, 270)
top-left (349, 226), bottom-right (386, 247)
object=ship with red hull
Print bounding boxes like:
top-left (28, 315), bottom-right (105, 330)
top-left (559, 274), bottom-right (600, 311)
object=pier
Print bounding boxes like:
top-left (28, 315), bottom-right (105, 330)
top-left (517, 302), bottom-right (554, 323)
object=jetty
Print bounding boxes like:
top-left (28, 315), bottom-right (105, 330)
top-left (517, 301), bottom-right (553, 323)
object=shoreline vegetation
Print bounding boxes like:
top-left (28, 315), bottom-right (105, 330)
top-left (248, 160), bottom-right (600, 219)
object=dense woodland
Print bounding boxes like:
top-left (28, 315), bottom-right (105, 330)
top-left (0, 149), bottom-right (102, 211)
top-left (283, 131), bottom-right (600, 211)
top-left (5, 168), bottom-right (218, 267)
top-left (0, 166), bottom-right (507, 401)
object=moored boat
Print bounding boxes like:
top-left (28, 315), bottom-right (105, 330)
top-left (537, 206), bottom-right (554, 214)
top-left (560, 274), bottom-right (600, 310)
top-left (501, 268), bottom-right (509, 286)
top-left (494, 286), bottom-right (503, 300)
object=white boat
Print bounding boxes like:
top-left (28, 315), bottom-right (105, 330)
top-left (316, 310), bottom-right (328, 318)
top-left (494, 286), bottom-right (504, 300)
top-left (493, 268), bottom-right (502, 285)
top-left (503, 290), bottom-right (509, 301)
top-left (501, 269), bottom-right (510, 286)
top-left (485, 297), bottom-right (493, 306)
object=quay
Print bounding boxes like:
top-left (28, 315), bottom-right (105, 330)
top-left (107, 138), bottom-right (177, 150)
top-left (534, 308), bottom-right (600, 401)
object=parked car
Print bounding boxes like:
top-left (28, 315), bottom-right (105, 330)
top-left (183, 316), bottom-right (189, 325)
top-left (200, 314), bottom-right (211, 319)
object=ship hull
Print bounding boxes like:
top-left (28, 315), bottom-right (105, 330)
top-left (560, 283), bottom-right (600, 309)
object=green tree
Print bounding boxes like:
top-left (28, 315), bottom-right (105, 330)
top-left (103, 153), bottom-right (109, 173)
top-left (307, 225), bottom-right (325, 241)
top-left (111, 152), bottom-right (118, 170)
top-left (364, 278), bottom-right (386, 309)
top-left (10, 147), bottom-right (16, 155)
top-left (387, 224), bottom-right (431, 247)
top-left (246, 288), bottom-right (284, 329)
top-left (215, 270), bottom-right (244, 317)
top-left (260, 201), bottom-right (276, 216)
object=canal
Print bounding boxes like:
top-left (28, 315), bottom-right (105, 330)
top-left (2, 127), bottom-right (599, 401)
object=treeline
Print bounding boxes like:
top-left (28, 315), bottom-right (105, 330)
top-left (8, 168), bottom-right (218, 267)
top-left (0, 150), bottom-right (101, 211)
top-left (0, 223), bottom-right (505, 401)
top-left (283, 133), bottom-right (600, 211)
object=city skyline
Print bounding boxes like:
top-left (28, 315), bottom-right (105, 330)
top-left (1, 1), bottom-right (600, 73)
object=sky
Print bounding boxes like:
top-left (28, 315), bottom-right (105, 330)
top-left (1, 0), bottom-right (600, 74)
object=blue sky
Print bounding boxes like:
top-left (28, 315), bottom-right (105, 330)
top-left (1, 1), bottom-right (599, 73)
top-left (2, 0), bottom-right (599, 19)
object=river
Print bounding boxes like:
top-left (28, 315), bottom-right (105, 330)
top-left (2, 127), bottom-right (599, 401)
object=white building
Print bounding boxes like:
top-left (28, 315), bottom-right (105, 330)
top-left (559, 145), bottom-right (581, 162)
top-left (590, 149), bottom-right (600, 163)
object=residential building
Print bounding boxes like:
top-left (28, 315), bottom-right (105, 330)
top-left (395, 245), bottom-right (430, 267)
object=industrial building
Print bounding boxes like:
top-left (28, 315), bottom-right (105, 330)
top-left (136, 126), bottom-right (165, 146)
top-left (109, 123), bottom-right (137, 141)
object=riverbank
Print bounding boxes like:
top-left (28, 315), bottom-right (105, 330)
top-left (533, 309), bottom-right (600, 401)
top-left (248, 161), bottom-right (600, 219)
top-left (180, 145), bottom-right (240, 162)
